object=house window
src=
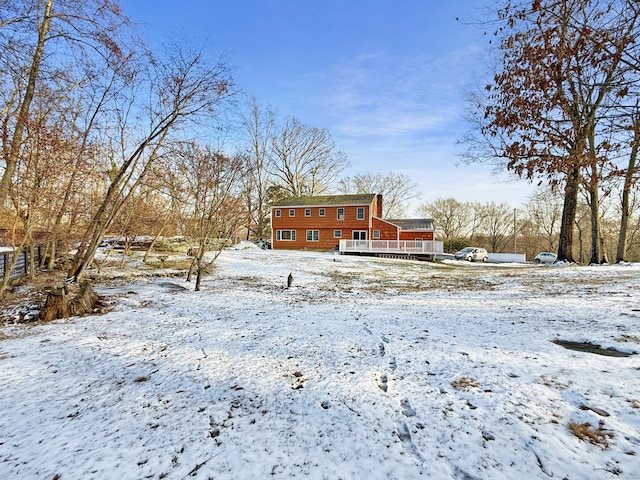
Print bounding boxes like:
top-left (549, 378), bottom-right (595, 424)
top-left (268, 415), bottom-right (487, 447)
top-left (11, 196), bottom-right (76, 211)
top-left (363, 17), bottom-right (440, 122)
top-left (306, 230), bottom-right (319, 242)
top-left (275, 209), bottom-right (281, 217)
top-left (305, 208), bottom-right (311, 217)
top-left (357, 207), bottom-right (365, 220)
top-left (334, 230), bottom-right (342, 238)
top-left (289, 209), bottom-right (295, 217)
top-left (319, 208), bottom-right (325, 217)
top-left (277, 230), bottom-right (296, 241)
top-left (337, 208), bottom-right (344, 220)
top-left (373, 230), bottom-right (380, 239)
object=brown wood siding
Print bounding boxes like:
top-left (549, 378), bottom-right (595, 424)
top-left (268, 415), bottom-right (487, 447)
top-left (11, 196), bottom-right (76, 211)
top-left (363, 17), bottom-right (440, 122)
top-left (399, 230), bottom-right (434, 241)
top-left (371, 218), bottom-right (399, 240)
top-left (272, 204), bottom-right (372, 251)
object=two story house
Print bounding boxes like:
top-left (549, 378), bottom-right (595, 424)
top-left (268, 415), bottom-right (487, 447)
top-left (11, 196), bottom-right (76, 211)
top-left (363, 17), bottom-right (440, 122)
top-left (269, 194), bottom-right (435, 251)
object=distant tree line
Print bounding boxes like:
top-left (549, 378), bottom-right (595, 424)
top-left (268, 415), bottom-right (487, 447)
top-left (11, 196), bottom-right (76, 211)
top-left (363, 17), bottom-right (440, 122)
top-left (418, 188), bottom-right (640, 262)
top-left (462, 0), bottom-right (640, 264)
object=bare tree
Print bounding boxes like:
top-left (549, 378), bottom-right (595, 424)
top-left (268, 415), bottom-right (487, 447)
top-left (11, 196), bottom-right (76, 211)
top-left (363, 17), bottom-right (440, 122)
top-left (270, 117), bottom-right (348, 197)
top-left (177, 143), bottom-right (244, 291)
top-left (0, 0), bottom-right (132, 210)
top-left (465, 0), bottom-right (638, 263)
top-left (0, 0), bottom-right (54, 210)
top-left (614, 100), bottom-right (640, 262)
top-left (337, 172), bottom-right (419, 218)
top-left (67, 43), bottom-right (234, 282)
top-left (416, 197), bottom-right (471, 241)
top-left (240, 97), bottom-right (275, 240)
top-left (524, 188), bottom-right (563, 252)
top-left (479, 201), bottom-right (514, 253)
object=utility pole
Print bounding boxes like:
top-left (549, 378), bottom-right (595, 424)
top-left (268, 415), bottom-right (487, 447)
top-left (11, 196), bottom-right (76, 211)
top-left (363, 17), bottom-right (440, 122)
top-left (513, 208), bottom-right (517, 253)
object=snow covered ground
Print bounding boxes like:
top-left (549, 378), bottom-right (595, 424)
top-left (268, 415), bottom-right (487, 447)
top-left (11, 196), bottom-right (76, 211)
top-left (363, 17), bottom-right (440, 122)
top-left (1, 244), bottom-right (639, 479)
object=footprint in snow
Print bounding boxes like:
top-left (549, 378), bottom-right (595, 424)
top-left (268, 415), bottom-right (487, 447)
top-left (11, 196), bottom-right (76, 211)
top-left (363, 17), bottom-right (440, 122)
top-left (389, 356), bottom-right (397, 371)
top-left (395, 421), bottom-right (424, 462)
top-left (400, 398), bottom-right (416, 417)
top-left (378, 373), bottom-right (388, 392)
top-left (376, 342), bottom-right (386, 357)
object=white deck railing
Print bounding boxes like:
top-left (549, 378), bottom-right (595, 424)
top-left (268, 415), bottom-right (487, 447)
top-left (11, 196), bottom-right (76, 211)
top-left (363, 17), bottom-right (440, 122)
top-left (339, 240), bottom-right (444, 255)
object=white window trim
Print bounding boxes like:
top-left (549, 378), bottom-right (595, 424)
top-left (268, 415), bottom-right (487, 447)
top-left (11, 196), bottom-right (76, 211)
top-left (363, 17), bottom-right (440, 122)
top-left (337, 208), bottom-right (344, 220)
top-left (305, 208), bottom-right (311, 217)
top-left (277, 230), bottom-right (296, 241)
top-left (306, 230), bottom-right (319, 242)
top-left (289, 209), bottom-right (295, 217)
top-left (275, 209), bottom-right (281, 217)
top-left (373, 230), bottom-right (380, 239)
top-left (357, 207), bottom-right (365, 220)
top-left (319, 208), bottom-right (325, 217)
top-left (333, 230), bottom-right (342, 238)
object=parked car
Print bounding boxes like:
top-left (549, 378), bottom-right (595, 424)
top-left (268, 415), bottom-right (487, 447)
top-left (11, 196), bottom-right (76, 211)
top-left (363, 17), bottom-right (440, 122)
top-left (454, 247), bottom-right (488, 262)
top-left (256, 239), bottom-right (272, 250)
top-left (534, 252), bottom-right (557, 264)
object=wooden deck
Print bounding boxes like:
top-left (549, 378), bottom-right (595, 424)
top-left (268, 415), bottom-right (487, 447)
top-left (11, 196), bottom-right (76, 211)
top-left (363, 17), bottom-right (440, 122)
top-left (338, 240), bottom-right (443, 258)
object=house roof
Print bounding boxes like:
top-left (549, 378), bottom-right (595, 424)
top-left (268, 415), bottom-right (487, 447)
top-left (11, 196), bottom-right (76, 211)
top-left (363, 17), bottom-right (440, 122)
top-left (386, 218), bottom-right (434, 230)
top-left (271, 194), bottom-right (377, 208)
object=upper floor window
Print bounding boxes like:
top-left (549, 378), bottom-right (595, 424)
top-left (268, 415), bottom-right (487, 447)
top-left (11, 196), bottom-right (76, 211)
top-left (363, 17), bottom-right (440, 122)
top-left (373, 230), bottom-right (380, 239)
top-left (357, 207), bottom-right (365, 220)
top-left (289, 209), bottom-right (295, 217)
top-left (337, 208), bottom-right (344, 220)
top-left (319, 208), bottom-right (325, 217)
top-left (305, 208), bottom-right (311, 217)
top-left (275, 209), bottom-right (281, 217)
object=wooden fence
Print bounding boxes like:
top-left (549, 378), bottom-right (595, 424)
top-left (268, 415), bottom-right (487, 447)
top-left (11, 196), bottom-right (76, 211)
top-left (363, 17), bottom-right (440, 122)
top-left (0, 246), bottom-right (44, 281)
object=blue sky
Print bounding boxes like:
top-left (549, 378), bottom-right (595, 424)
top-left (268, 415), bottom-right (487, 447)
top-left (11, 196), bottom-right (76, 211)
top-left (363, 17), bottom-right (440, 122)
top-left (121, 1), bottom-right (535, 214)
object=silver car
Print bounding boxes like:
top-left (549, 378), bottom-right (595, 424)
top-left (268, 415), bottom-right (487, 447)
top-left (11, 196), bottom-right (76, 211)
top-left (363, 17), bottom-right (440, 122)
top-left (534, 252), bottom-right (557, 264)
top-left (454, 247), bottom-right (488, 262)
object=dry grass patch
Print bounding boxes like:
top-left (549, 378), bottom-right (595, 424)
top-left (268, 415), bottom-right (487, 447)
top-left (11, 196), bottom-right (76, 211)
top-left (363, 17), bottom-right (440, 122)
top-left (451, 376), bottom-right (480, 391)
top-left (615, 334), bottom-right (640, 344)
top-left (540, 374), bottom-right (570, 390)
top-left (568, 420), bottom-right (614, 448)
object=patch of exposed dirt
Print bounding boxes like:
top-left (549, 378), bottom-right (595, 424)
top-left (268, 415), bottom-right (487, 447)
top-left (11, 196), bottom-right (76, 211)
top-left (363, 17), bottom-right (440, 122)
top-left (552, 340), bottom-right (636, 357)
top-left (0, 270), bottom-right (67, 324)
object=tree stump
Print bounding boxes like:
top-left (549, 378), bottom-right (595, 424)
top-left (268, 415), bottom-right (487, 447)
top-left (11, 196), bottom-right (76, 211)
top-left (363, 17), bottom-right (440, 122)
top-left (39, 281), bottom-right (103, 321)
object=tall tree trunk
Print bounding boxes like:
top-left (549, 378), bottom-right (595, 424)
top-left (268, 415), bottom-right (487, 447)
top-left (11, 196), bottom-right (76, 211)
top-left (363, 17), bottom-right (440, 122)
top-left (599, 232), bottom-right (609, 264)
top-left (186, 258), bottom-right (196, 282)
top-left (46, 239), bottom-right (56, 270)
top-left (588, 185), bottom-right (601, 264)
top-left (575, 219), bottom-right (585, 264)
top-left (0, 0), bottom-right (54, 210)
top-left (558, 165), bottom-right (580, 263)
top-left (616, 119), bottom-right (639, 263)
top-left (194, 255), bottom-right (203, 291)
top-left (28, 245), bottom-right (36, 280)
top-left (143, 224), bottom-right (167, 263)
